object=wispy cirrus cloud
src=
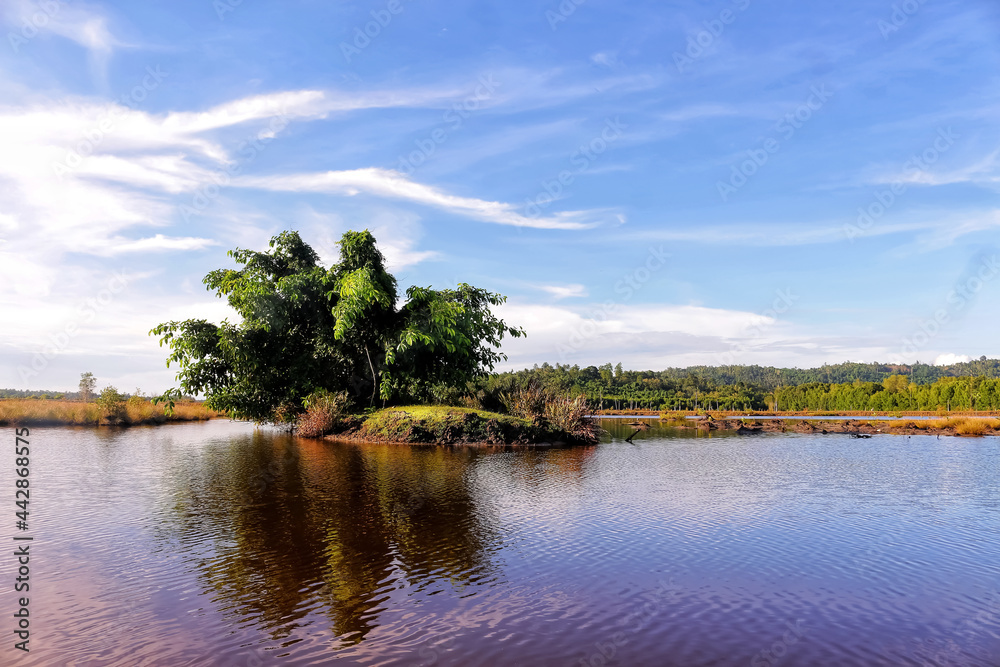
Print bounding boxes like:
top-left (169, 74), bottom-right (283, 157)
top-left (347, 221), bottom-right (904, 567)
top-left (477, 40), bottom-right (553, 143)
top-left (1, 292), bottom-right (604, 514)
top-left (536, 284), bottom-right (589, 299)
top-left (0, 85), bottom-right (522, 261)
top-left (2, 0), bottom-right (121, 87)
top-left (872, 148), bottom-right (1000, 188)
top-left (96, 234), bottom-right (220, 255)
top-left (236, 169), bottom-right (607, 230)
top-left (621, 208), bottom-right (1000, 249)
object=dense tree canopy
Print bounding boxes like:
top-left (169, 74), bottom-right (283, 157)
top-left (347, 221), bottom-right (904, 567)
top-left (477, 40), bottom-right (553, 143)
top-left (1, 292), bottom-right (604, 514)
top-left (151, 230), bottom-right (524, 422)
top-left (493, 363), bottom-right (1000, 412)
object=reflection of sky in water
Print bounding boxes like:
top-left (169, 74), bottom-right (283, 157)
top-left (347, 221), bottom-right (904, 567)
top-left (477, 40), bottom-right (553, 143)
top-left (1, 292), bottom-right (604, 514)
top-left (3, 421), bottom-right (998, 666)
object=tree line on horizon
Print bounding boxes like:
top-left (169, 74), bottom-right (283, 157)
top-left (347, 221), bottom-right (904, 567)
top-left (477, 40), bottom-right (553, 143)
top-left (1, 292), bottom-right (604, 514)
top-left (489, 359), bottom-right (1000, 412)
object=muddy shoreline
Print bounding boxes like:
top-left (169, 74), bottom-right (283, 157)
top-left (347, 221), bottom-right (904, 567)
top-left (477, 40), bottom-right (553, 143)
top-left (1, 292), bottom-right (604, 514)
top-left (686, 417), bottom-right (1000, 437)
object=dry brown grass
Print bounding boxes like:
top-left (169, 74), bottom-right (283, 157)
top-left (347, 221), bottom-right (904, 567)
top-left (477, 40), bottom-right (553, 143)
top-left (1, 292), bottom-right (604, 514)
top-left (920, 416), bottom-right (1000, 435)
top-left (0, 399), bottom-right (223, 426)
top-left (954, 418), bottom-right (1000, 435)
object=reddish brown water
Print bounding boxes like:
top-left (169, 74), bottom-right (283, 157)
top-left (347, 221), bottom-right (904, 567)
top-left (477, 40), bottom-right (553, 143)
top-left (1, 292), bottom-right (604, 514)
top-left (3, 420), bottom-right (999, 665)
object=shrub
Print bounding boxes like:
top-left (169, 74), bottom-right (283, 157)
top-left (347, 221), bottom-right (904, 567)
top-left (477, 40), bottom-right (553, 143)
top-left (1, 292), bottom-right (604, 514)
top-left (500, 380), bottom-right (548, 420)
top-left (544, 394), bottom-right (600, 443)
top-left (428, 382), bottom-right (465, 406)
top-left (96, 386), bottom-right (128, 424)
top-left (297, 389), bottom-right (349, 438)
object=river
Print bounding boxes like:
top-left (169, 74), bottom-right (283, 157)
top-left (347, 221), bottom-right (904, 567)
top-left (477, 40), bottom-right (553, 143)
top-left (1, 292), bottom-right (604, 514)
top-left (3, 420), bottom-right (998, 665)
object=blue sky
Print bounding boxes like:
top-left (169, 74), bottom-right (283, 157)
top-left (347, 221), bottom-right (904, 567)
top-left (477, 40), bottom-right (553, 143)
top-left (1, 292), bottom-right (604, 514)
top-left (1, 0), bottom-right (998, 392)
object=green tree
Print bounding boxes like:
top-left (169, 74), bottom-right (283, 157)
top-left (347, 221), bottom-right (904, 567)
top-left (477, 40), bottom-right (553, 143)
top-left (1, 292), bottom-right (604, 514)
top-left (882, 374), bottom-right (908, 393)
top-left (151, 230), bottom-right (523, 422)
top-left (79, 372), bottom-right (96, 402)
top-left (96, 386), bottom-right (127, 423)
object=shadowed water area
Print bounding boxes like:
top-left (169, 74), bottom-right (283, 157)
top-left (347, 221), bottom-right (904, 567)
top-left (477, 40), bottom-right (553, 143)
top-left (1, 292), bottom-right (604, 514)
top-left (4, 419), bottom-right (999, 665)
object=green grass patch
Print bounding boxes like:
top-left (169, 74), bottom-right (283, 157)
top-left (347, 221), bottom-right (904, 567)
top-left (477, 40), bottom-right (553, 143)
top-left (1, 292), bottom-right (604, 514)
top-left (352, 405), bottom-right (551, 445)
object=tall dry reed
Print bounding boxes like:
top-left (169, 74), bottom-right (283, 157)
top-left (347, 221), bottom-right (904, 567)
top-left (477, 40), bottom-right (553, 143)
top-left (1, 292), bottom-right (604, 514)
top-left (0, 399), bottom-right (222, 426)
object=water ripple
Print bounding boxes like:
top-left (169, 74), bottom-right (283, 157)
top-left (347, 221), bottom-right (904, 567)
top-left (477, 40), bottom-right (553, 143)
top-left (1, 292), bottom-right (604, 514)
top-left (3, 422), bottom-right (999, 665)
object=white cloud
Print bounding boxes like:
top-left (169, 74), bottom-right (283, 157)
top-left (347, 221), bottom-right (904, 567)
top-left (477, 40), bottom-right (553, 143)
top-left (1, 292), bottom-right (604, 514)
top-left (100, 235), bottom-right (219, 255)
top-left (491, 301), bottom-right (938, 371)
top-left (537, 284), bottom-right (589, 299)
top-left (934, 353), bottom-right (972, 366)
top-left (304, 206), bottom-right (438, 272)
top-left (237, 169), bottom-right (608, 230)
top-left (3, 0), bottom-right (121, 87)
top-left (590, 51), bottom-right (618, 67)
top-left (0, 85), bottom-right (502, 261)
top-left (496, 301), bottom-right (791, 368)
top-left (871, 148), bottom-right (1000, 188)
top-left (619, 209), bottom-right (1000, 249)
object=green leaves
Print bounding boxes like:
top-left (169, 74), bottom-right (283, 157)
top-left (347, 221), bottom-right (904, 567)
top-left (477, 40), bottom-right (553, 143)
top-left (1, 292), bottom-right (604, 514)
top-left (152, 388), bottom-right (183, 416)
top-left (151, 229), bottom-right (523, 420)
top-left (379, 283), bottom-right (525, 402)
top-left (330, 267), bottom-right (394, 341)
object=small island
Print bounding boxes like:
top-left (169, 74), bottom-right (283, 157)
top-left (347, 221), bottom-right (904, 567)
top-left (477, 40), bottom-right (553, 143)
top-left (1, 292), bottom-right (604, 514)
top-left (148, 229), bottom-right (601, 447)
top-left (320, 405), bottom-right (598, 447)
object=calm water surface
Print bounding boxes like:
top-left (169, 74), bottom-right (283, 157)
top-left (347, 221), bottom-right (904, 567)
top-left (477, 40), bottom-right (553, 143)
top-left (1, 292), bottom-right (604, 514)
top-left (4, 420), bottom-right (999, 666)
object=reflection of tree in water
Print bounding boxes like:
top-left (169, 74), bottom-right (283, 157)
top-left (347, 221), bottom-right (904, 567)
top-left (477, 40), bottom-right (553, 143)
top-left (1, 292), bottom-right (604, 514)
top-left (161, 431), bottom-right (501, 646)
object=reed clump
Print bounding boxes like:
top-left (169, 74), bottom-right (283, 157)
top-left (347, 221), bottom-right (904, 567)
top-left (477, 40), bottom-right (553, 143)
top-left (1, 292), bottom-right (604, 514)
top-left (953, 418), bottom-right (1000, 436)
top-left (296, 389), bottom-right (349, 438)
top-left (919, 416), bottom-right (1000, 435)
top-left (500, 381), bottom-right (601, 443)
top-left (0, 399), bottom-right (222, 426)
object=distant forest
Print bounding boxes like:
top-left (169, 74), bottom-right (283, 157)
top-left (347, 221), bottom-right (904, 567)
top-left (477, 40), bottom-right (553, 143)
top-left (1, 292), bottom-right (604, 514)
top-left (496, 358), bottom-right (1000, 411)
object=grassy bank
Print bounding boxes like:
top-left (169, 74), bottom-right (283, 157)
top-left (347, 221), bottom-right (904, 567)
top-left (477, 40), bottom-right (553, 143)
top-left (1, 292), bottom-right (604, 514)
top-left (326, 405), bottom-right (599, 446)
top-left (893, 416), bottom-right (1000, 436)
top-left (679, 415), bottom-right (1000, 437)
top-left (0, 399), bottom-right (223, 427)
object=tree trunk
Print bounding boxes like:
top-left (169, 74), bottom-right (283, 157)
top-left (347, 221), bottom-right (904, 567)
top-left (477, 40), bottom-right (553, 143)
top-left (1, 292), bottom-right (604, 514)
top-left (365, 346), bottom-right (377, 406)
